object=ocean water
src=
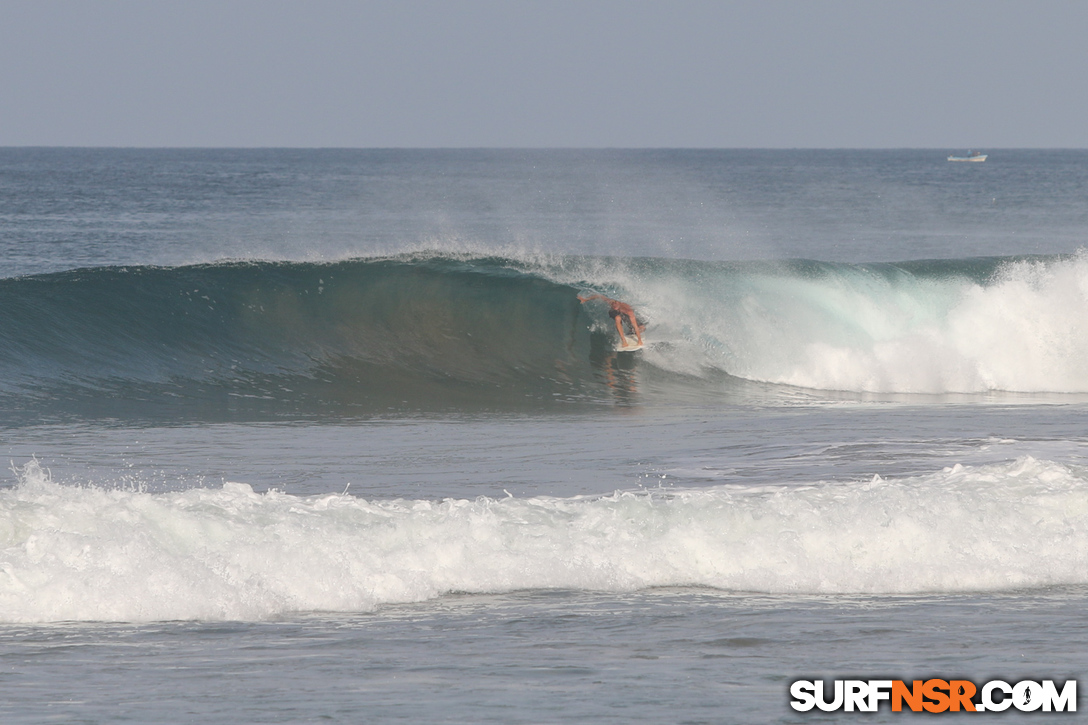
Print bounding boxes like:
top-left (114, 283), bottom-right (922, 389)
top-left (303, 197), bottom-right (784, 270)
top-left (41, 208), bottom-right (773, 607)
top-left (1, 148), bottom-right (1086, 722)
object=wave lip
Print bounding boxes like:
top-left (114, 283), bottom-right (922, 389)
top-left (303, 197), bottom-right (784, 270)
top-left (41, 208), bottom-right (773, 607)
top-left (2, 456), bottom-right (1086, 623)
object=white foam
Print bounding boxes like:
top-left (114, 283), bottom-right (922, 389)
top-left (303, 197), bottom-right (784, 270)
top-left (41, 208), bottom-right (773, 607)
top-left (3, 457), bottom-right (1088, 622)
top-left (606, 253), bottom-right (1088, 394)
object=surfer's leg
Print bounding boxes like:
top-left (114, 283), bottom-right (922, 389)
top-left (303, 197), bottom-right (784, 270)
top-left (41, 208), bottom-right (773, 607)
top-left (613, 315), bottom-right (628, 346)
top-left (627, 314), bottom-right (643, 344)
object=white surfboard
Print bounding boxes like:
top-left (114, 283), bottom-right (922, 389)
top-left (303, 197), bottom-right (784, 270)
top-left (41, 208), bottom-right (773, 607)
top-left (614, 338), bottom-right (645, 352)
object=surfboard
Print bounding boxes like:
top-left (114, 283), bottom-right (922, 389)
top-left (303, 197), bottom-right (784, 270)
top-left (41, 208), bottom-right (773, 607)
top-left (614, 338), bottom-right (644, 352)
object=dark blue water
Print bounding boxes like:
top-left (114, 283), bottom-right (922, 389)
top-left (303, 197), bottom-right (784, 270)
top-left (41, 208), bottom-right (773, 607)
top-left (1, 149), bottom-right (1086, 722)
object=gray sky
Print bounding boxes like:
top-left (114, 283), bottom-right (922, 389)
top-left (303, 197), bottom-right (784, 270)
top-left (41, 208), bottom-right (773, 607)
top-left (2, 0), bottom-right (1086, 147)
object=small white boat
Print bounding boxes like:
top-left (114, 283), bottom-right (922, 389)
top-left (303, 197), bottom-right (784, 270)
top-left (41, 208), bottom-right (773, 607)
top-left (948, 150), bottom-right (987, 162)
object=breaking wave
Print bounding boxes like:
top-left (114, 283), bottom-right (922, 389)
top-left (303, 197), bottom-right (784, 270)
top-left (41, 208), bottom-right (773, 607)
top-left (2, 251), bottom-right (1088, 419)
top-left (2, 456), bottom-right (1086, 622)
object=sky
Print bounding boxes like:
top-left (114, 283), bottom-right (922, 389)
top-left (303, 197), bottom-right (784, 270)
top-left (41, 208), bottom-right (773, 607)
top-left (1, 0), bottom-right (1086, 148)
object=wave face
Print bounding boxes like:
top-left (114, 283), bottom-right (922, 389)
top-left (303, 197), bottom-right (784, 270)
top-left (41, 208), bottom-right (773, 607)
top-left (0, 256), bottom-right (604, 418)
top-left (4, 252), bottom-right (1088, 419)
top-left (3, 456), bottom-right (1087, 622)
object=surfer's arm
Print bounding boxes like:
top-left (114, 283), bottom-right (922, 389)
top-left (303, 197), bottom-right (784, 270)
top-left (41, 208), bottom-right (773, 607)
top-left (577, 294), bottom-right (607, 303)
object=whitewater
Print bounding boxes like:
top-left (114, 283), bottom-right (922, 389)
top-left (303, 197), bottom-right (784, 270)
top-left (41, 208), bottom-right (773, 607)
top-left (550, 251), bottom-right (1088, 394)
top-left (4, 455), bottom-right (1088, 623)
top-left (2, 148), bottom-right (1087, 723)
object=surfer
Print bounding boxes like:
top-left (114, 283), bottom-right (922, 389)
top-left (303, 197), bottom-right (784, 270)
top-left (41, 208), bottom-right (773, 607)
top-left (577, 294), bottom-right (644, 348)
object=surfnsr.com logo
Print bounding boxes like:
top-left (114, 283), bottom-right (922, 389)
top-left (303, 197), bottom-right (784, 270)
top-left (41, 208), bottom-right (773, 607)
top-left (790, 679), bottom-right (1076, 713)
